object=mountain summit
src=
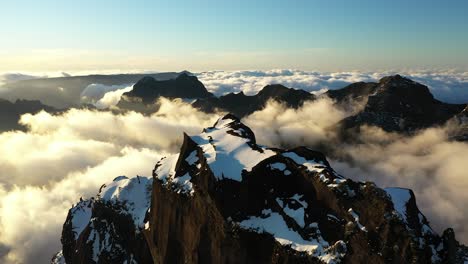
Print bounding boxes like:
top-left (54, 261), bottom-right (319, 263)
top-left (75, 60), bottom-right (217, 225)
top-left (53, 115), bottom-right (468, 264)
top-left (338, 75), bottom-right (466, 132)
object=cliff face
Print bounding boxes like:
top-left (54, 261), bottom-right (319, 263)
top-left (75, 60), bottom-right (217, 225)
top-left (55, 114), bottom-right (468, 264)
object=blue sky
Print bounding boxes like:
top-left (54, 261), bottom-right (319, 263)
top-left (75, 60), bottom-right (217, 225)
top-left (0, 0), bottom-right (467, 71)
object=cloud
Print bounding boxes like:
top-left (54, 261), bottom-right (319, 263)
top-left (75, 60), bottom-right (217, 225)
top-left (243, 97), bottom-right (349, 148)
top-left (0, 98), bottom-right (218, 264)
top-left (95, 85), bottom-right (133, 109)
top-left (80, 83), bottom-right (134, 106)
top-left (197, 69), bottom-right (468, 104)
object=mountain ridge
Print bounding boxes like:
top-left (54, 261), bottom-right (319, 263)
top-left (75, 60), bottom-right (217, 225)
top-left (53, 114), bottom-right (468, 263)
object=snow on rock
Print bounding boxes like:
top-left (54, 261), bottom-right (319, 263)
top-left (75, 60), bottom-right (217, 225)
top-left (51, 251), bottom-right (66, 264)
top-left (171, 173), bottom-right (194, 195)
top-left (270, 162), bottom-right (287, 172)
top-left (191, 115), bottom-right (275, 181)
top-left (276, 194), bottom-right (308, 228)
top-left (238, 209), bottom-right (345, 263)
top-left (384, 187), bottom-right (411, 224)
top-left (99, 175), bottom-right (153, 229)
top-left (153, 154), bottom-right (179, 184)
top-left (153, 154), bottom-right (195, 195)
top-left (348, 208), bottom-right (367, 232)
top-left (185, 150), bottom-right (198, 165)
top-left (70, 199), bottom-right (93, 239)
top-left (282, 152), bottom-right (325, 173)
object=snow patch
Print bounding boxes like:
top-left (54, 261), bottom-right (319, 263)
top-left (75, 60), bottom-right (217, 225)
top-left (385, 187), bottom-right (411, 224)
top-left (348, 208), bottom-right (367, 232)
top-left (238, 209), bottom-right (345, 263)
top-left (100, 175), bottom-right (152, 229)
top-left (70, 200), bottom-right (93, 240)
top-left (191, 116), bottom-right (275, 181)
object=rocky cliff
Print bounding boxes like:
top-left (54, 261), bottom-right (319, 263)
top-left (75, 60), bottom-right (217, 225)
top-left (54, 114), bottom-right (468, 263)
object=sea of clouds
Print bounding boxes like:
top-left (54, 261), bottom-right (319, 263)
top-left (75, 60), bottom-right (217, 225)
top-left (197, 69), bottom-right (468, 104)
top-left (0, 69), bottom-right (467, 263)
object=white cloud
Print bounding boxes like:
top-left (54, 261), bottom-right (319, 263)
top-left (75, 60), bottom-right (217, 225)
top-left (0, 98), bottom-right (218, 264)
top-left (197, 69), bottom-right (468, 103)
top-left (80, 83), bottom-right (134, 106)
top-left (243, 97), bottom-right (349, 148)
top-left (95, 85), bottom-right (133, 109)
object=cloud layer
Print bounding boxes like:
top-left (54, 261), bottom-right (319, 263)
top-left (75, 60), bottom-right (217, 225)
top-left (0, 99), bottom-right (218, 264)
top-left (197, 69), bottom-right (468, 103)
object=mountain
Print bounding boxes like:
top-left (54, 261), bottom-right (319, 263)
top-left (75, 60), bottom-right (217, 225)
top-left (337, 75), bottom-right (466, 133)
top-left (0, 98), bottom-right (59, 132)
top-left (193, 84), bottom-right (315, 117)
top-left (0, 72), bottom-right (185, 108)
top-left (118, 73), bottom-right (212, 104)
top-left (53, 114), bottom-right (468, 264)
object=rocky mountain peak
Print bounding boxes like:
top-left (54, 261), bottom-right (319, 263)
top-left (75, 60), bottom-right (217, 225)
top-left (339, 76), bottom-right (466, 133)
top-left (54, 114), bottom-right (468, 264)
top-left (374, 74), bottom-right (434, 103)
top-left (119, 74), bottom-right (213, 105)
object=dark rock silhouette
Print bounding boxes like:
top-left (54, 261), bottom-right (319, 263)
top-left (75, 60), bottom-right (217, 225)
top-left (193, 84), bottom-right (315, 117)
top-left (338, 75), bottom-right (466, 133)
top-left (0, 98), bottom-right (59, 132)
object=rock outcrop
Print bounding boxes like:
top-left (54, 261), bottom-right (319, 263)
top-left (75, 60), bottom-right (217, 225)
top-left (55, 114), bottom-right (468, 263)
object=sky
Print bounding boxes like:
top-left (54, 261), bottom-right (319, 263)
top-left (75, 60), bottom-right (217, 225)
top-left (0, 0), bottom-right (467, 72)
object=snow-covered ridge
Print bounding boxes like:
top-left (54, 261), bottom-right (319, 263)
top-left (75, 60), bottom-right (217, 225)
top-left (191, 115), bottom-right (276, 181)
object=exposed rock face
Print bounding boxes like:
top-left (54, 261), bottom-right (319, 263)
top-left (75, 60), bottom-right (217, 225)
top-left (339, 75), bottom-right (466, 133)
top-left (57, 114), bottom-right (468, 263)
top-left (193, 84), bottom-right (315, 117)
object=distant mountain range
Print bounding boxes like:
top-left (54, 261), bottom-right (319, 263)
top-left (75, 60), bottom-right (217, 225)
top-left (115, 73), bottom-right (468, 140)
top-left (1, 73), bottom-right (467, 140)
top-left (0, 98), bottom-right (59, 131)
top-left (0, 72), bottom-right (184, 108)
